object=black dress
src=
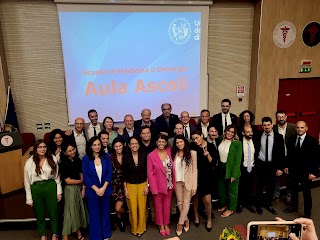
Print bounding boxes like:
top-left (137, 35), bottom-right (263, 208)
top-left (110, 154), bottom-right (125, 202)
top-left (190, 142), bottom-right (217, 196)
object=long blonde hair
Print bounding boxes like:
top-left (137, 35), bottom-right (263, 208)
top-left (223, 125), bottom-right (239, 141)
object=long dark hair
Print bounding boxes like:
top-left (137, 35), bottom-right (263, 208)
top-left (110, 137), bottom-right (124, 161)
top-left (171, 135), bottom-right (191, 166)
top-left (48, 129), bottom-right (64, 156)
top-left (103, 116), bottom-right (115, 131)
top-left (33, 139), bottom-right (57, 176)
top-left (86, 136), bottom-right (105, 160)
top-left (60, 141), bottom-right (80, 162)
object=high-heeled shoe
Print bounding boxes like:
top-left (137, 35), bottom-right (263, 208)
top-left (176, 224), bottom-right (183, 236)
top-left (165, 227), bottom-right (171, 236)
top-left (159, 226), bottom-right (166, 236)
top-left (206, 221), bottom-right (212, 232)
top-left (184, 219), bottom-right (190, 232)
top-left (194, 217), bottom-right (200, 228)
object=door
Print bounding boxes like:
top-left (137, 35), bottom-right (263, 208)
top-left (278, 78), bottom-right (320, 139)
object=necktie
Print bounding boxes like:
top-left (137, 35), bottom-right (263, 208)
top-left (296, 137), bottom-right (301, 149)
top-left (247, 142), bottom-right (252, 173)
top-left (265, 134), bottom-right (269, 162)
top-left (184, 126), bottom-right (189, 139)
top-left (224, 115), bottom-right (228, 131)
top-left (93, 126), bottom-right (97, 136)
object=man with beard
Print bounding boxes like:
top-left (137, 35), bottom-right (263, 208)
top-left (84, 109), bottom-right (103, 140)
top-left (236, 125), bottom-right (258, 213)
top-left (255, 117), bottom-right (285, 215)
top-left (98, 130), bottom-right (112, 153)
top-left (155, 103), bottom-right (180, 137)
top-left (273, 111), bottom-right (296, 203)
top-left (211, 99), bottom-right (238, 136)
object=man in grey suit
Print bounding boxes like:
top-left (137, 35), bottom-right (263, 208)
top-left (84, 109), bottom-right (104, 140)
top-left (273, 110), bottom-right (296, 203)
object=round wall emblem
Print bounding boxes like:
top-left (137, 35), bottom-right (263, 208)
top-left (168, 17), bottom-right (191, 45)
top-left (1, 135), bottom-right (14, 147)
top-left (302, 21), bottom-right (320, 47)
top-left (273, 21), bottom-right (296, 48)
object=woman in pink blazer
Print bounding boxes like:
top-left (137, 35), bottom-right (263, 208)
top-left (147, 134), bottom-right (176, 236)
top-left (171, 135), bottom-right (197, 236)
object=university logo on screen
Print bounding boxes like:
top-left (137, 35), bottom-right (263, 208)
top-left (168, 18), bottom-right (192, 44)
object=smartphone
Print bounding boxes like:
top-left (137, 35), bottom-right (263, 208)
top-left (247, 221), bottom-right (302, 240)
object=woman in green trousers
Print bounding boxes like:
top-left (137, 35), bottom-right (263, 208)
top-left (217, 125), bottom-right (242, 218)
top-left (24, 139), bottom-right (62, 240)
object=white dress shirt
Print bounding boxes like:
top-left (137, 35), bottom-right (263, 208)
top-left (74, 131), bottom-right (86, 160)
top-left (201, 122), bottom-right (210, 138)
top-left (183, 124), bottom-right (191, 139)
top-left (243, 139), bottom-right (255, 167)
top-left (296, 133), bottom-right (306, 147)
top-left (221, 112), bottom-right (232, 133)
top-left (87, 123), bottom-right (101, 140)
top-left (95, 164), bottom-right (102, 183)
top-left (24, 155), bottom-right (62, 205)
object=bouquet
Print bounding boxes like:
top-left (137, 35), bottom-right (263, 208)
top-left (219, 227), bottom-right (243, 240)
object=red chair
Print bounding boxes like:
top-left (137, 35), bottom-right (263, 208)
top-left (20, 133), bottom-right (36, 155)
top-left (189, 118), bottom-right (197, 126)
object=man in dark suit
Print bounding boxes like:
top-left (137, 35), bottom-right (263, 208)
top-left (98, 130), bottom-right (112, 154)
top-left (255, 117), bottom-right (285, 215)
top-left (211, 99), bottom-right (238, 136)
top-left (180, 111), bottom-right (197, 140)
top-left (84, 109), bottom-right (104, 140)
top-left (155, 103), bottom-right (180, 137)
top-left (117, 114), bottom-right (140, 146)
top-left (283, 121), bottom-right (319, 218)
top-left (65, 117), bottom-right (87, 160)
top-left (273, 110), bottom-right (296, 202)
top-left (134, 108), bottom-right (157, 138)
top-left (196, 109), bottom-right (211, 138)
top-left (237, 125), bottom-right (258, 214)
top-left (206, 125), bottom-right (221, 205)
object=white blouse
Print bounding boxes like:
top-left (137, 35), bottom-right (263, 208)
top-left (24, 155), bottom-right (62, 205)
top-left (218, 140), bottom-right (232, 163)
top-left (174, 155), bottom-right (185, 182)
top-left (95, 164), bottom-right (102, 183)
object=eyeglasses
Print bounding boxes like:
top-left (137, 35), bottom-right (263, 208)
top-left (162, 108), bottom-right (171, 111)
top-left (226, 130), bottom-right (235, 134)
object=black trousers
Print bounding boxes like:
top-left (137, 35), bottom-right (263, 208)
top-left (255, 161), bottom-right (276, 207)
top-left (238, 167), bottom-right (255, 206)
top-left (290, 173), bottom-right (312, 216)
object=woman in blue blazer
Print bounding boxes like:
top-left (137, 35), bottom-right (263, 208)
top-left (82, 136), bottom-right (112, 240)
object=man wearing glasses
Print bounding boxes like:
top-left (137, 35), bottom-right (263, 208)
top-left (180, 111), bottom-right (196, 140)
top-left (155, 103), bottom-right (180, 137)
top-left (211, 99), bottom-right (238, 136)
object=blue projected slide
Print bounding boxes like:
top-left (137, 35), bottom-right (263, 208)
top-left (58, 12), bottom-right (201, 123)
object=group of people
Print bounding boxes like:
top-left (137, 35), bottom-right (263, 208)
top-left (23, 99), bottom-right (320, 240)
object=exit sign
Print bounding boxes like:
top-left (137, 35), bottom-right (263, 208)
top-left (299, 67), bottom-right (311, 73)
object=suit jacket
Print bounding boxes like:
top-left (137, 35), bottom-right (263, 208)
top-left (273, 123), bottom-right (296, 147)
top-left (155, 114), bottom-right (180, 137)
top-left (84, 122), bottom-right (104, 141)
top-left (211, 112), bottom-right (238, 136)
top-left (134, 119), bottom-right (158, 137)
top-left (254, 131), bottom-right (285, 171)
top-left (239, 136), bottom-right (259, 168)
top-left (119, 128), bottom-right (141, 146)
top-left (182, 124), bottom-right (197, 139)
top-left (286, 134), bottom-right (319, 177)
top-left (147, 148), bottom-right (176, 194)
top-left (224, 140), bottom-right (243, 179)
top-left (173, 150), bottom-right (197, 191)
top-left (82, 153), bottom-right (112, 198)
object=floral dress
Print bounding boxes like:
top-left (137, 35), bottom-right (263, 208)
top-left (111, 155), bottom-right (125, 202)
